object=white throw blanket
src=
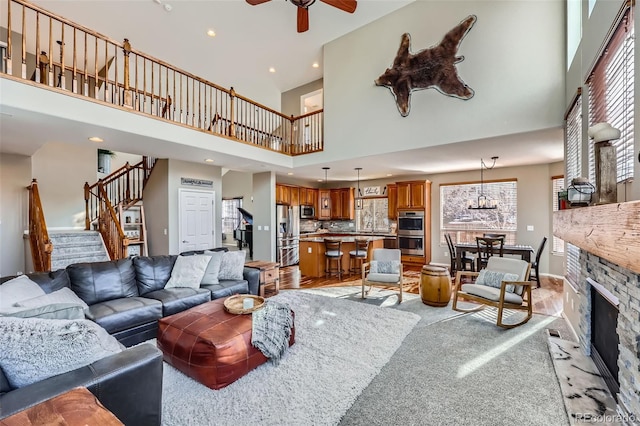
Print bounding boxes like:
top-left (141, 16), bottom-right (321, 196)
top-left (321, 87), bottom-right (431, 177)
top-left (251, 300), bottom-right (293, 365)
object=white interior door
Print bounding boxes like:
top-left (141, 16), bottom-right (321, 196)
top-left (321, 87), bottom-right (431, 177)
top-left (179, 189), bottom-right (215, 253)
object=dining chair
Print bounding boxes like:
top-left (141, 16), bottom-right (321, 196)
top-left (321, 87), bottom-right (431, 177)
top-left (445, 233), bottom-right (474, 276)
top-left (483, 233), bottom-right (506, 239)
top-left (475, 236), bottom-right (504, 271)
top-left (529, 236), bottom-right (548, 288)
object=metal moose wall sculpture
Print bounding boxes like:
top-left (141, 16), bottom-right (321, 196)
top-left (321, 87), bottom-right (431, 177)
top-left (375, 15), bottom-right (477, 117)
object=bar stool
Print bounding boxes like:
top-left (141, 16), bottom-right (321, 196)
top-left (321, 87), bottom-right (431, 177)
top-left (349, 239), bottom-right (369, 276)
top-left (324, 239), bottom-right (344, 279)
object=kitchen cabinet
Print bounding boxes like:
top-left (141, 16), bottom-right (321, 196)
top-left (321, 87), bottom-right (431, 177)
top-left (275, 184), bottom-right (289, 205)
top-left (387, 183), bottom-right (397, 220)
top-left (299, 187), bottom-right (317, 207)
top-left (330, 190), bottom-right (342, 219)
top-left (318, 189), bottom-right (331, 220)
top-left (340, 188), bottom-right (355, 220)
top-left (290, 187), bottom-right (300, 206)
top-left (397, 180), bottom-right (429, 209)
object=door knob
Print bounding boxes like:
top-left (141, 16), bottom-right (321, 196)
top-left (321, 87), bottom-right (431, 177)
top-left (182, 240), bottom-right (188, 243)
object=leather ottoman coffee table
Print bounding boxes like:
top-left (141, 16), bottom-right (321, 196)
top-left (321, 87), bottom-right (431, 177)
top-left (157, 298), bottom-right (295, 390)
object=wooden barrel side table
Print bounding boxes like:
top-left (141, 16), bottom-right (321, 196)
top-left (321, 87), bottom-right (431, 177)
top-left (419, 265), bottom-right (452, 307)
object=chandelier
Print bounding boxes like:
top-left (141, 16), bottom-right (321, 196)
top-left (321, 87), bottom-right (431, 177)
top-left (468, 156), bottom-right (498, 210)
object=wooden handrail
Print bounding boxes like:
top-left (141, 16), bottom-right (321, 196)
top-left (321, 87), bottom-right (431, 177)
top-left (97, 184), bottom-right (128, 260)
top-left (3, 0), bottom-right (324, 155)
top-left (27, 179), bottom-right (53, 272)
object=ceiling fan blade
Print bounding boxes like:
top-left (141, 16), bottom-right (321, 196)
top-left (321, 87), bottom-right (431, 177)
top-left (319, 0), bottom-right (357, 13)
top-left (297, 7), bottom-right (309, 33)
top-left (246, 0), bottom-right (271, 5)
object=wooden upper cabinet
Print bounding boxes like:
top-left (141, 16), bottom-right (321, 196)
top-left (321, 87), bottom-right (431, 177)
top-left (290, 187), bottom-right (300, 206)
top-left (341, 188), bottom-right (355, 220)
top-left (397, 180), bottom-right (429, 209)
top-left (307, 188), bottom-right (318, 209)
top-left (387, 183), bottom-right (398, 220)
top-left (318, 189), bottom-right (331, 220)
top-left (330, 190), bottom-right (342, 219)
top-left (275, 184), bottom-right (292, 205)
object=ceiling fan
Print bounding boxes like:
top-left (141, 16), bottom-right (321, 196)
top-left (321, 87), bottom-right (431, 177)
top-left (246, 0), bottom-right (357, 33)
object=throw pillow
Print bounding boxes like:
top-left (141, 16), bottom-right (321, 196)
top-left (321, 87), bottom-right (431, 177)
top-left (165, 255), bottom-right (212, 289)
top-left (476, 270), bottom-right (520, 293)
top-left (201, 251), bottom-right (225, 285)
top-left (218, 251), bottom-right (246, 281)
top-left (0, 275), bottom-right (46, 311)
top-left (0, 316), bottom-right (123, 388)
top-left (16, 287), bottom-right (89, 311)
top-left (369, 260), bottom-right (400, 275)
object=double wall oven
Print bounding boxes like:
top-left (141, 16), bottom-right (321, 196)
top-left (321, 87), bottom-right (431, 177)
top-left (397, 210), bottom-right (425, 256)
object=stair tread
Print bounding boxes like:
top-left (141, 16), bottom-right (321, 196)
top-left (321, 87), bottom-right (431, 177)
top-left (51, 251), bottom-right (109, 260)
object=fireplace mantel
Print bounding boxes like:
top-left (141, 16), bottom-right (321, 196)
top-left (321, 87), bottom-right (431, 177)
top-left (553, 200), bottom-right (640, 275)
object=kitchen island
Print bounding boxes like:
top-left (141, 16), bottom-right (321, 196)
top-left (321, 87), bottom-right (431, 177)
top-left (299, 235), bottom-right (385, 278)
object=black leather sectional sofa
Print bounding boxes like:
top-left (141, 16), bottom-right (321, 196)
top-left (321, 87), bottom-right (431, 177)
top-left (0, 251), bottom-right (261, 425)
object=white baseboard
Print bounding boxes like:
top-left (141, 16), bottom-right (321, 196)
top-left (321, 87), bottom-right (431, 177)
top-left (561, 311), bottom-right (580, 342)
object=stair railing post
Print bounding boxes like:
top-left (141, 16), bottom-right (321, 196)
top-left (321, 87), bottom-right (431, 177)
top-left (289, 115), bottom-right (296, 155)
top-left (229, 87), bottom-right (236, 138)
top-left (122, 38), bottom-right (133, 108)
top-left (84, 182), bottom-right (90, 230)
top-left (124, 162), bottom-right (131, 203)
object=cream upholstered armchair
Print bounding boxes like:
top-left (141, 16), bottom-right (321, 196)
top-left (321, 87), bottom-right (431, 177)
top-left (452, 256), bottom-right (532, 328)
top-left (361, 248), bottom-right (404, 302)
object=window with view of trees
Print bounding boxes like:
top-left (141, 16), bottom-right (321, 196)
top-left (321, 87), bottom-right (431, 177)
top-left (440, 180), bottom-right (517, 245)
top-left (222, 198), bottom-right (242, 235)
top-left (356, 198), bottom-right (389, 233)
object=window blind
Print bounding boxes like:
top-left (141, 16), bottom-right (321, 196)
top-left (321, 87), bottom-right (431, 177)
top-left (565, 94), bottom-right (582, 183)
top-left (587, 6), bottom-right (634, 183)
top-left (565, 243), bottom-right (581, 287)
top-left (551, 176), bottom-right (565, 255)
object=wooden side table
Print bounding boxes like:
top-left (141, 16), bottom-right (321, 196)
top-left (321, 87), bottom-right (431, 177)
top-left (245, 261), bottom-right (280, 298)
top-left (0, 387), bottom-right (123, 426)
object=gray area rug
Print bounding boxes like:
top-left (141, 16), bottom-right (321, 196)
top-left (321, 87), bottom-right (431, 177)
top-left (339, 299), bottom-right (572, 426)
top-left (160, 291), bottom-right (421, 426)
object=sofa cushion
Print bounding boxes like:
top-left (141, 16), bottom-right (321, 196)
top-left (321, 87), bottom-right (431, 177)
top-left (144, 288), bottom-right (211, 316)
top-left (133, 255), bottom-right (177, 295)
top-left (165, 255), bottom-right (211, 289)
top-left (68, 259), bottom-right (139, 305)
top-left (201, 279), bottom-right (249, 300)
top-left (365, 272), bottom-right (399, 283)
top-left (0, 316), bottom-right (123, 389)
top-left (369, 260), bottom-right (400, 274)
top-left (0, 269), bottom-right (71, 294)
top-left (218, 251), bottom-right (246, 281)
top-left (200, 251), bottom-right (224, 285)
top-left (461, 283), bottom-right (524, 305)
top-left (0, 275), bottom-right (46, 311)
top-left (84, 297), bottom-right (162, 334)
top-left (0, 304), bottom-right (85, 320)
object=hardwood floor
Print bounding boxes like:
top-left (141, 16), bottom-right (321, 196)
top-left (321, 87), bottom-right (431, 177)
top-left (279, 264), bottom-right (564, 317)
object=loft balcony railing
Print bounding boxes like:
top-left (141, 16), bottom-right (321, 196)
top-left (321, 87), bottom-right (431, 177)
top-left (0, 0), bottom-right (323, 155)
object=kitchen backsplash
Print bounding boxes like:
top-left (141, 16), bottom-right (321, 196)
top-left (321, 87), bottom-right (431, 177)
top-left (300, 219), bottom-right (396, 234)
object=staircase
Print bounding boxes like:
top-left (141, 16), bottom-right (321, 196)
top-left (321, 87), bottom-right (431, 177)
top-left (49, 231), bottom-right (110, 270)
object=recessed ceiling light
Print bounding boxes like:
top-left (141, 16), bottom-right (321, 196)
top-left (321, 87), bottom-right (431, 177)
top-left (386, 173), bottom-right (393, 177)
top-left (88, 136), bottom-right (103, 143)
top-left (204, 158), bottom-right (214, 163)
top-left (207, 29), bottom-right (216, 37)
top-left (287, 172), bottom-right (294, 175)
top-left (312, 62), bottom-right (319, 68)
top-left (317, 179), bottom-right (323, 182)
top-left (163, 3), bottom-right (172, 12)
top-left (269, 67), bottom-right (276, 73)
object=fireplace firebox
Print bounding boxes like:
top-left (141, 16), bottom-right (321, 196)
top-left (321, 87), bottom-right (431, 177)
top-left (590, 279), bottom-right (620, 400)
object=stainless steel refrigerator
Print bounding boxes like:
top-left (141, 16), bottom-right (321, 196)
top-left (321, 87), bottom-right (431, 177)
top-left (276, 204), bottom-right (300, 266)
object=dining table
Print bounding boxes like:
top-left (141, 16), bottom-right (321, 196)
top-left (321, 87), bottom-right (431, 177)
top-left (454, 242), bottom-right (534, 271)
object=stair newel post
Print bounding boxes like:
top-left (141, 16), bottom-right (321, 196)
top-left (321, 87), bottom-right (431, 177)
top-left (289, 115), bottom-right (296, 155)
top-left (6, 0), bottom-right (12, 75)
top-left (122, 38), bottom-right (133, 108)
top-left (229, 87), bottom-right (236, 138)
top-left (125, 162), bottom-right (131, 203)
top-left (84, 182), bottom-right (91, 230)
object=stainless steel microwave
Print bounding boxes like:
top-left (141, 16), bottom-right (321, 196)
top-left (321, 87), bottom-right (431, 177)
top-left (300, 205), bottom-right (315, 219)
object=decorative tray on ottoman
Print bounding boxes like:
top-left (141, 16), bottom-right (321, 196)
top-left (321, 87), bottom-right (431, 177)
top-left (224, 294), bottom-right (265, 314)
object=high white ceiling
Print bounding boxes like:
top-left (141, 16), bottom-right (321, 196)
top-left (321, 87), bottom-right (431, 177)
top-left (1, 0), bottom-right (564, 182)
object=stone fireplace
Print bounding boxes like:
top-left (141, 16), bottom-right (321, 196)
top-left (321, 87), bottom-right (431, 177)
top-left (554, 200), bottom-right (640, 423)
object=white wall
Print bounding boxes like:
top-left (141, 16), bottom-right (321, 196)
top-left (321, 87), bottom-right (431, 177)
top-left (143, 159), bottom-right (170, 256)
top-left (31, 142), bottom-right (97, 229)
top-left (317, 0), bottom-right (565, 164)
top-left (252, 172), bottom-right (276, 262)
top-left (0, 154), bottom-right (31, 275)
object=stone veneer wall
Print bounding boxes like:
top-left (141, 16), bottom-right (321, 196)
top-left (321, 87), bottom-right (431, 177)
top-left (578, 251), bottom-right (640, 424)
